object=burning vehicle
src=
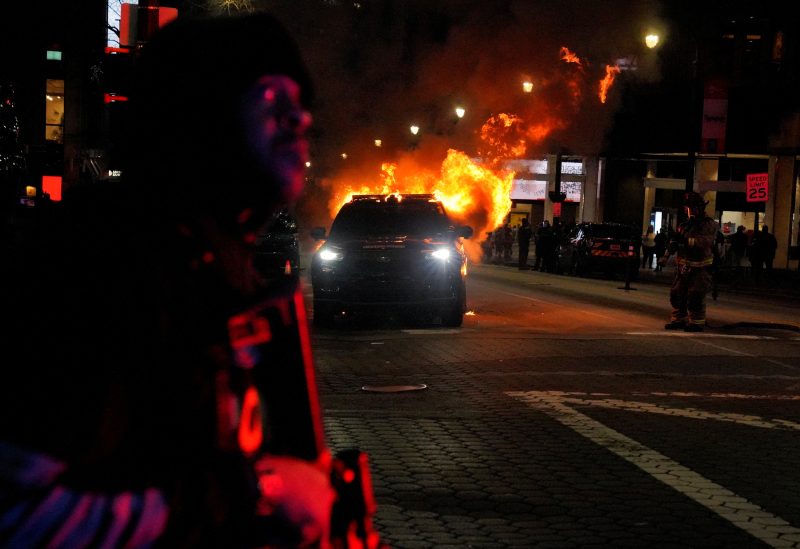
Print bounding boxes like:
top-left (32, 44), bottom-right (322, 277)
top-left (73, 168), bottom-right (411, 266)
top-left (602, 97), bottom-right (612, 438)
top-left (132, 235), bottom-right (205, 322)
top-left (310, 193), bottom-right (473, 328)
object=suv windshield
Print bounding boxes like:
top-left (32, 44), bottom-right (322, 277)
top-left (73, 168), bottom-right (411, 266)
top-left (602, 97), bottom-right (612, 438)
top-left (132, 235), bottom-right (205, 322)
top-left (329, 201), bottom-right (452, 239)
top-left (587, 224), bottom-right (638, 239)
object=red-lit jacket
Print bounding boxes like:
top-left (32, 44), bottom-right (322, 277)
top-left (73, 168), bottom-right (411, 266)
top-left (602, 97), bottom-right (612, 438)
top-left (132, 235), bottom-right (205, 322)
top-left (673, 215), bottom-right (719, 268)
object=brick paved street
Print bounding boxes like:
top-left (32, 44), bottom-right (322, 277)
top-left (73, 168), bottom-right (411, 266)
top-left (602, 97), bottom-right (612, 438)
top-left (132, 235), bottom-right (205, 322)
top-left (306, 265), bottom-right (800, 548)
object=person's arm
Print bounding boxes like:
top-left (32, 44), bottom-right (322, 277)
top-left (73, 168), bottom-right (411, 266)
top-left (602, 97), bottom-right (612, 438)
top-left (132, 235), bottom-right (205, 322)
top-left (0, 442), bottom-right (169, 549)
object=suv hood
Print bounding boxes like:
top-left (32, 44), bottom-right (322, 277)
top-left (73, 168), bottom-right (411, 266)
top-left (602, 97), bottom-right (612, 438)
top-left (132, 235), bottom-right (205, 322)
top-left (330, 236), bottom-right (455, 251)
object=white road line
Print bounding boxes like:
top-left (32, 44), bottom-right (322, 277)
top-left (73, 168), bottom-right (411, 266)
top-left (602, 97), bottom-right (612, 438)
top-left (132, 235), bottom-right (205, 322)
top-left (629, 332), bottom-right (800, 371)
top-left (628, 332), bottom-right (775, 340)
top-left (508, 391), bottom-right (800, 548)
top-left (542, 395), bottom-right (800, 431)
top-left (640, 392), bottom-right (800, 401)
top-left (689, 338), bottom-right (800, 371)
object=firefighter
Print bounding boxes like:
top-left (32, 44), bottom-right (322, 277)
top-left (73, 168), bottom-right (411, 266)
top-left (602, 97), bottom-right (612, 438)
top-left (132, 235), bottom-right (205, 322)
top-left (658, 191), bottom-right (719, 332)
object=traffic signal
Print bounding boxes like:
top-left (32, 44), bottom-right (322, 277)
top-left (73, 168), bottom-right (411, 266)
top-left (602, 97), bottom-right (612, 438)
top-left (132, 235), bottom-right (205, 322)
top-left (102, 46), bottom-right (133, 103)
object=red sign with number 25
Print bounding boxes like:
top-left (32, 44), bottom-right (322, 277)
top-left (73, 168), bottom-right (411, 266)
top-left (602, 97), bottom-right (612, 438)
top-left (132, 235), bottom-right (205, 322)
top-left (746, 173), bottom-right (768, 203)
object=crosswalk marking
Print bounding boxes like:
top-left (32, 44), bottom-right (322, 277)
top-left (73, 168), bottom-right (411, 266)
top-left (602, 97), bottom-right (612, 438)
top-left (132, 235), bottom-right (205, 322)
top-left (507, 391), bottom-right (800, 548)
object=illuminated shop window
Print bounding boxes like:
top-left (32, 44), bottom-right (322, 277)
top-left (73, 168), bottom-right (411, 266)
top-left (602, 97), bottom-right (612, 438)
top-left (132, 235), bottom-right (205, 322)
top-left (45, 79), bottom-right (65, 144)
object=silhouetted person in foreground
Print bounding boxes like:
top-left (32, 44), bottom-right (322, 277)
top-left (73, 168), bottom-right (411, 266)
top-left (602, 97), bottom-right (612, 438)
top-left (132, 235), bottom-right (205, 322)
top-left (0, 13), bottom-right (354, 548)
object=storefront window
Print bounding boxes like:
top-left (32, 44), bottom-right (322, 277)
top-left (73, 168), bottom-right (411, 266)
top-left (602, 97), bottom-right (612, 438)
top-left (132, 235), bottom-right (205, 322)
top-left (45, 79), bottom-right (64, 144)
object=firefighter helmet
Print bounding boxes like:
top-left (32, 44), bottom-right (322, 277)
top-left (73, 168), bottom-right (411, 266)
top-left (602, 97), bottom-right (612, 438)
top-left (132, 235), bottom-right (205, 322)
top-left (683, 191), bottom-right (708, 210)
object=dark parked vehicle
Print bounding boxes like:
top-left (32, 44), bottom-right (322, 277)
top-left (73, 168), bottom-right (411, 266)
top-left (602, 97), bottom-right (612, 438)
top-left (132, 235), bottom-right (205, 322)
top-left (254, 209), bottom-right (300, 279)
top-left (556, 222), bottom-right (641, 279)
top-left (310, 194), bottom-right (473, 328)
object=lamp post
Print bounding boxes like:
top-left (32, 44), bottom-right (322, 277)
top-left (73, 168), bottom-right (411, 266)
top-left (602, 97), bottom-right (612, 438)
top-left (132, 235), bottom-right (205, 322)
top-left (409, 124), bottom-right (420, 150)
top-left (644, 30), bottom-right (696, 193)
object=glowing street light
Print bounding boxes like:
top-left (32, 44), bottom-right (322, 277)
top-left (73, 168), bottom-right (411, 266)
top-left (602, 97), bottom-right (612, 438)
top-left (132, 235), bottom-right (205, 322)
top-left (522, 81), bottom-right (534, 93)
top-left (374, 139), bottom-right (382, 147)
top-left (341, 153), bottom-right (348, 159)
top-left (645, 33), bottom-right (660, 49)
top-left (409, 125), bottom-right (420, 136)
top-left (454, 106), bottom-right (465, 119)
top-left (305, 161), bottom-right (311, 168)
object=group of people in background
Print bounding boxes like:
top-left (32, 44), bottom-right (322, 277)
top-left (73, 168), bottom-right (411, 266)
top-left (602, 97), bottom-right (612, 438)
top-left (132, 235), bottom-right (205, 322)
top-left (482, 217), bottom-right (780, 287)
top-left (645, 221), bottom-right (778, 284)
top-left (640, 225), bottom-right (669, 272)
top-left (726, 223), bottom-right (778, 284)
top-left (483, 219), bottom-right (566, 272)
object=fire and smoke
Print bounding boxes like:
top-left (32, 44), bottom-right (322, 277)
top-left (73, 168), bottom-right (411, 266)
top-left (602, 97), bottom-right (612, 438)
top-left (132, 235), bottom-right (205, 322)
top-left (599, 65), bottom-right (622, 104)
top-left (284, 1), bottom-right (664, 261)
top-left (321, 149), bottom-right (514, 262)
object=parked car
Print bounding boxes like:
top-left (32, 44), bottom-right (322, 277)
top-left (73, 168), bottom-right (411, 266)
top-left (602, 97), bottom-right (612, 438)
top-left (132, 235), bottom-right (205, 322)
top-left (310, 194), bottom-right (473, 328)
top-left (556, 222), bottom-right (641, 279)
top-left (254, 209), bottom-right (300, 279)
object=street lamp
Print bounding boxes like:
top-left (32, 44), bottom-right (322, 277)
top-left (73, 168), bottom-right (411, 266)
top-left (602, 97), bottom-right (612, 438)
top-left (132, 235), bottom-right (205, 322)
top-left (522, 81), bottom-right (534, 93)
top-left (409, 125), bottom-right (420, 136)
top-left (454, 106), bottom-right (465, 119)
top-left (644, 30), bottom-right (696, 193)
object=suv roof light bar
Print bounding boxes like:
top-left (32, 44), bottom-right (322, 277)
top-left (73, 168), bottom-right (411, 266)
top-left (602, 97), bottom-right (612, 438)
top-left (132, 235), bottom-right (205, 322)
top-left (350, 193), bottom-right (436, 201)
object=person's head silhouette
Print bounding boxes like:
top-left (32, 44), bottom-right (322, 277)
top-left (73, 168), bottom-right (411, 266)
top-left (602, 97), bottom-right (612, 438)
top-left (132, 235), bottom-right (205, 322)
top-left (128, 13), bottom-right (314, 234)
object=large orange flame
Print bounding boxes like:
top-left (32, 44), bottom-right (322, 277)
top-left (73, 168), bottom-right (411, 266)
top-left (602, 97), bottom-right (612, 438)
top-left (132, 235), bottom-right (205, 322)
top-left (599, 64), bottom-right (621, 104)
top-left (325, 150), bottom-right (513, 262)
top-left (316, 45), bottom-right (622, 263)
top-left (479, 114), bottom-right (527, 161)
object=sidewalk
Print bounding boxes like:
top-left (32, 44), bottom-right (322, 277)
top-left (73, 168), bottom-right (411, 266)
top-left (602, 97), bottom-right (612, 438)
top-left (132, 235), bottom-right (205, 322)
top-left (636, 263), bottom-right (800, 302)
top-left (488, 253), bottom-right (800, 303)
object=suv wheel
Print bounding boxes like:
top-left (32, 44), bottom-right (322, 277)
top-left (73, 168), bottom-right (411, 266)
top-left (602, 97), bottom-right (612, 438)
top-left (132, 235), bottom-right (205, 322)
top-left (442, 283), bottom-right (466, 327)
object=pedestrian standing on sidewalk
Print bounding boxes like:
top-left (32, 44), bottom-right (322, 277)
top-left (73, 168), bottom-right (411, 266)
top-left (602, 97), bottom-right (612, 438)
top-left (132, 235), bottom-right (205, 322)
top-left (751, 225), bottom-right (778, 285)
top-left (517, 217), bottom-right (532, 270)
top-left (727, 224), bottom-right (749, 287)
top-left (654, 229), bottom-right (667, 272)
top-left (534, 219), bottom-right (550, 271)
top-left (538, 221), bottom-right (557, 273)
top-left (641, 224), bottom-right (656, 268)
top-left (658, 192), bottom-right (719, 332)
top-left (492, 227), bottom-right (503, 262)
top-left (502, 223), bottom-right (513, 261)
top-left (748, 228), bottom-right (765, 284)
top-left (728, 225), bottom-right (748, 267)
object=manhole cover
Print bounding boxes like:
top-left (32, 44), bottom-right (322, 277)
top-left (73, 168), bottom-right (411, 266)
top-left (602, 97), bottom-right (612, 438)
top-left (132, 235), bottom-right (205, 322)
top-left (361, 384), bottom-right (428, 393)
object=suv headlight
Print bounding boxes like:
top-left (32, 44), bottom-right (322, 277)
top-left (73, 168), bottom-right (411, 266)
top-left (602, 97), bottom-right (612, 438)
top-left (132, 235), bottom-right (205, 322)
top-left (424, 248), bottom-right (451, 261)
top-left (318, 247), bottom-right (343, 261)
top-left (431, 248), bottom-right (451, 260)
